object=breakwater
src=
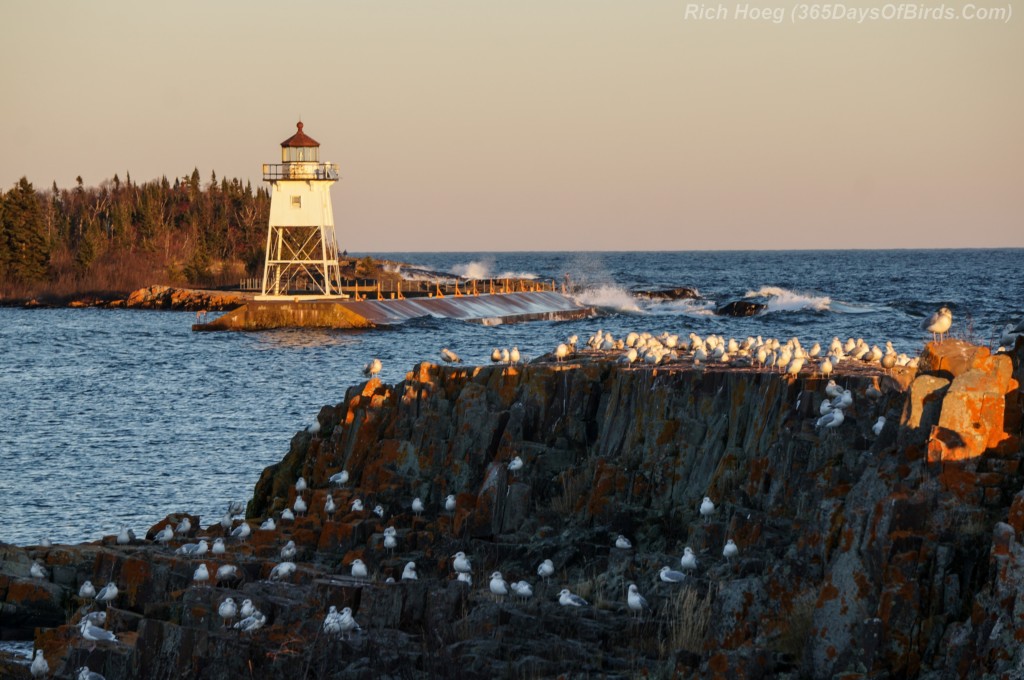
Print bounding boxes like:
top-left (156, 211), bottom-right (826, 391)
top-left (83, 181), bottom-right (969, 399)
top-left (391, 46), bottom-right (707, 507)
top-left (1, 338), bottom-right (1021, 678)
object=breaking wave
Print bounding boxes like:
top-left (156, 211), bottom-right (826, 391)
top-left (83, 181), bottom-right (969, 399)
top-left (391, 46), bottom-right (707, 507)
top-left (572, 285), bottom-right (642, 313)
top-left (745, 286), bottom-right (831, 313)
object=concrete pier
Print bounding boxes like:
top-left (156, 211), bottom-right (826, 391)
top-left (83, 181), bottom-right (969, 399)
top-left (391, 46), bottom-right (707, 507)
top-left (192, 291), bottom-right (593, 331)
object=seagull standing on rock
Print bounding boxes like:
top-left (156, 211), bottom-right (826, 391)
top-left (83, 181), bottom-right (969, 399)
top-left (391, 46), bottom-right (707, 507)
top-left (873, 416), bottom-right (886, 436)
top-left (615, 535), bottom-right (632, 550)
top-left (537, 559), bottom-right (555, 583)
top-left (78, 580), bottom-right (96, 599)
top-left (411, 497), bottom-right (424, 517)
top-left (627, 584), bottom-right (649, 618)
top-left (351, 559), bottom-right (368, 579)
top-left (452, 552), bottom-right (472, 575)
top-left (329, 470), bottom-right (349, 486)
top-left (489, 572), bottom-right (509, 600)
top-left (723, 539), bottom-right (739, 562)
top-left (402, 562), bottom-right (418, 581)
top-left (680, 547), bottom-right (698, 572)
top-left (445, 494), bottom-right (456, 514)
top-left (923, 307), bottom-right (953, 342)
top-left (30, 562), bottom-right (47, 579)
top-left (192, 564), bottom-right (209, 585)
top-left (95, 582), bottom-right (118, 605)
top-left (440, 348), bottom-right (462, 364)
top-left (30, 650), bottom-right (48, 679)
top-left (363, 358), bottom-right (382, 378)
top-left (508, 456), bottom-right (524, 474)
top-left (218, 597), bottom-right (237, 627)
top-left (269, 562), bottom-right (297, 581)
top-left (700, 497), bottom-right (715, 523)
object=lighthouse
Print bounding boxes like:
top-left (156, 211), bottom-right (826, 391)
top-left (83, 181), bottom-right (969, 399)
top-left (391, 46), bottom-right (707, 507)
top-left (257, 122), bottom-right (342, 299)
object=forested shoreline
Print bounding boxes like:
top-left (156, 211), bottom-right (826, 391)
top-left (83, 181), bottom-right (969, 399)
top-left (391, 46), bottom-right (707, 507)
top-left (0, 170), bottom-right (270, 302)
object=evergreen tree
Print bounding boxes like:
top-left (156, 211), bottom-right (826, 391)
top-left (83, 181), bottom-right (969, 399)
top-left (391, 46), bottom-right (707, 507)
top-left (0, 177), bottom-right (50, 283)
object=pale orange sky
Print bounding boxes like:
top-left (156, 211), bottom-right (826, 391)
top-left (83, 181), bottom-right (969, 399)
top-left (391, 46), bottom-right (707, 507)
top-left (2, 1), bottom-right (1021, 250)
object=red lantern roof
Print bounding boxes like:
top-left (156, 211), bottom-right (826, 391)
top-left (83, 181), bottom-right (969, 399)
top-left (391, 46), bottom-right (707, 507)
top-left (280, 121), bottom-right (319, 148)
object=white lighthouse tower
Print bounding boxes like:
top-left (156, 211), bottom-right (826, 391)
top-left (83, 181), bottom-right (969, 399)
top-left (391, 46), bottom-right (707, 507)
top-left (257, 121), bottom-right (342, 299)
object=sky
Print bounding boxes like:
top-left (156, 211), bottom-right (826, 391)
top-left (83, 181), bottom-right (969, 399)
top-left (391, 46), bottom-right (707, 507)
top-left (1, 1), bottom-right (1021, 251)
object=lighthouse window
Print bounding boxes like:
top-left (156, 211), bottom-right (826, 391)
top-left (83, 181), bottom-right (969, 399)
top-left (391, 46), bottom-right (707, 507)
top-left (291, 196), bottom-right (302, 208)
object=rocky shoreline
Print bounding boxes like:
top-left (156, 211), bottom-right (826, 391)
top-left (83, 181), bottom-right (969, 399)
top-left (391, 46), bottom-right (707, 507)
top-left (1, 338), bottom-right (1022, 678)
top-left (2, 285), bottom-right (247, 312)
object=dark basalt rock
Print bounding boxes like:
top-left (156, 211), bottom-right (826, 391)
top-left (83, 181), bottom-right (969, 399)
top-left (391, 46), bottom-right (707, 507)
top-left (716, 300), bottom-right (766, 316)
top-left (631, 287), bottom-right (700, 301)
top-left (1, 340), bottom-right (1021, 679)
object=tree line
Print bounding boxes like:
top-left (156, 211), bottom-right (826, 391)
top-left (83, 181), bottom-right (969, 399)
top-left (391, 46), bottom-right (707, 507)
top-left (0, 169), bottom-right (270, 300)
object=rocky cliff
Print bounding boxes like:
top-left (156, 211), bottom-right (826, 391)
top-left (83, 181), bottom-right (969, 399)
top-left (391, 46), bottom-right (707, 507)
top-left (2, 339), bottom-right (1022, 679)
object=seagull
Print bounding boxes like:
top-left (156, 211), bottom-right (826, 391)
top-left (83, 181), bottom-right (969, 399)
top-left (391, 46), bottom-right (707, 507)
top-left (78, 580), bottom-right (96, 599)
top-left (338, 607), bottom-right (361, 639)
top-left (216, 565), bottom-right (240, 586)
top-left (351, 559), bottom-right (368, 579)
top-left (537, 559), bottom-right (555, 583)
top-left (555, 343), bottom-right (570, 361)
top-left (558, 589), bottom-right (588, 607)
top-left (325, 495), bottom-right (336, 519)
top-left (401, 562), bottom-right (418, 580)
top-left (512, 580), bottom-right (534, 600)
top-left (39, 537), bottom-right (52, 548)
top-left (363, 358), bottom-right (382, 378)
top-left (175, 539), bottom-right (208, 556)
top-left (723, 538), bottom-right (739, 562)
top-left (816, 409), bottom-right (845, 430)
top-left (445, 494), bottom-right (456, 513)
top-left (212, 538), bottom-right (226, 555)
top-left (307, 419), bottom-right (321, 435)
top-left (293, 496), bottom-right (307, 516)
top-left (329, 470), bottom-right (349, 486)
top-left (234, 611), bottom-right (266, 633)
top-left (81, 611), bottom-right (106, 627)
top-left (489, 571), bottom-right (509, 600)
top-left (627, 584), bottom-right (649, 618)
top-left (259, 518), bottom-right (276, 531)
top-left (510, 347), bottom-right (521, 364)
top-left (227, 500), bottom-right (245, 516)
top-left (230, 522), bottom-right (251, 541)
top-left (491, 348), bottom-right (503, 363)
top-left (373, 504), bottom-right (385, 519)
top-left (323, 606), bottom-right (343, 636)
top-left (440, 348), bottom-right (462, 364)
top-left (239, 599), bottom-right (255, 619)
top-left (94, 582), bottom-right (118, 605)
top-left (614, 535), bottom-right (632, 550)
top-left (154, 525), bottom-right (173, 544)
top-left (411, 497), bottom-right (424, 516)
top-left (457, 572), bottom-right (473, 586)
top-left (820, 358), bottom-right (833, 379)
top-left (218, 597), bottom-right (237, 627)
top-left (30, 650), bottom-right (48, 679)
top-left (79, 618), bottom-right (117, 643)
top-left (280, 509), bottom-right (295, 522)
top-left (30, 561), bottom-right (47, 579)
top-left (280, 540), bottom-right (297, 560)
top-left (295, 477), bottom-right (307, 494)
top-left (873, 416), bottom-right (886, 436)
top-left (507, 456), bottom-right (524, 473)
top-left (351, 498), bottom-right (364, 513)
top-left (175, 517), bottom-right (192, 536)
top-left (383, 527), bottom-right (397, 554)
top-left (659, 566), bottom-right (686, 583)
top-left (680, 547), bottom-right (698, 571)
top-left (452, 552), bottom-right (472, 574)
top-left (269, 562), bottom-right (297, 581)
top-left (700, 497), bottom-right (715, 523)
top-left (824, 380), bottom-right (842, 399)
top-left (117, 527), bottom-right (132, 545)
top-left (922, 306), bottom-right (953, 342)
top-left (192, 564), bottom-right (209, 584)
top-left (77, 668), bottom-right (107, 680)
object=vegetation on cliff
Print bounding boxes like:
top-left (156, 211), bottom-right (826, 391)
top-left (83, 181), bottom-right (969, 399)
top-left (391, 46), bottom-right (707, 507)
top-left (0, 171), bottom-right (269, 301)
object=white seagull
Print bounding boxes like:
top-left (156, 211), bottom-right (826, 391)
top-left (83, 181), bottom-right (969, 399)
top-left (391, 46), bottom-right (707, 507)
top-left (280, 540), bottom-right (297, 560)
top-left (78, 580), bottom-right (96, 599)
top-left (614, 535), bottom-right (632, 550)
top-left (212, 537), bottom-right (226, 555)
top-left (293, 496), bottom-right (307, 517)
top-left (873, 416), bottom-right (886, 436)
top-left (452, 552), bottom-right (472, 574)
top-left (230, 522), bottom-right (251, 541)
top-left (411, 497), bottom-right (424, 516)
top-left (537, 559), bottom-right (555, 583)
top-left (30, 562), bottom-right (47, 579)
top-left (77, 668), bottom-right (107, 680)
top-left (351, 559), bottom-right (368, 579)
top-left (363, 358), bottom-right (382, 378)
top-left (154, 525), bottom-right (173, 544)
top-left (659, 566), bottom-right (686, 583)
top-left (30, 650), bottom-right (48, 679)
top-left (329, 470), bottom-right (350, 486)
top-left (445, 494), bottom-right (457, 513)
top-left (401, 562), bottom-right (418, 580)
top-left (723, 539), bottom-right (739, 562)
top-left (79, 619), bottom-right (117, 643)
top-left (218, 597), bottom-right (237, 627)
top-left (922, 306), bottom-right (953, 342)
top-left (94, 582), bottom-right (118, 605)
top-left (351, 498), bottom-right (364, 513)
top-left (627, 584), bottom-right (649, 617)
top-left (440, 348), bottom-right (462, 364)
top-left (680, 547), bottom-right (698, 571)
top-left (489, 571), bottom-right (509, 600)
top-left (558, 589), bottom-right (588, 607)
top-left (700, 496), bottom-right (715, 523)
top-left (259, 517), bottom-right (276, 531)
top-left (507, 456), bottom-right (524, 473)
top-left (239, 599), bottom-right (255, 619)
top-left (192, 564), bottom-right (209, 585)
top-left (269, 562), bottom-right (297, 581)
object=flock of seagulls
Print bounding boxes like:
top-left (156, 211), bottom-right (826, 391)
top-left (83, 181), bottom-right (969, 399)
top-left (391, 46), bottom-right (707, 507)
top-left (24, 306), bottom-right (969, 675)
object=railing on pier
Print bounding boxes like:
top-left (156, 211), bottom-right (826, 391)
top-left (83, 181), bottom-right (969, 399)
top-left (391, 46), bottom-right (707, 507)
top-left (238, 276), bottom-right (565, 299)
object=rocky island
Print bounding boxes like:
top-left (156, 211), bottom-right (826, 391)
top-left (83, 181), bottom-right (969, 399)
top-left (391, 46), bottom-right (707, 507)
top-left (1, 337), bottom-right (1022, 679)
